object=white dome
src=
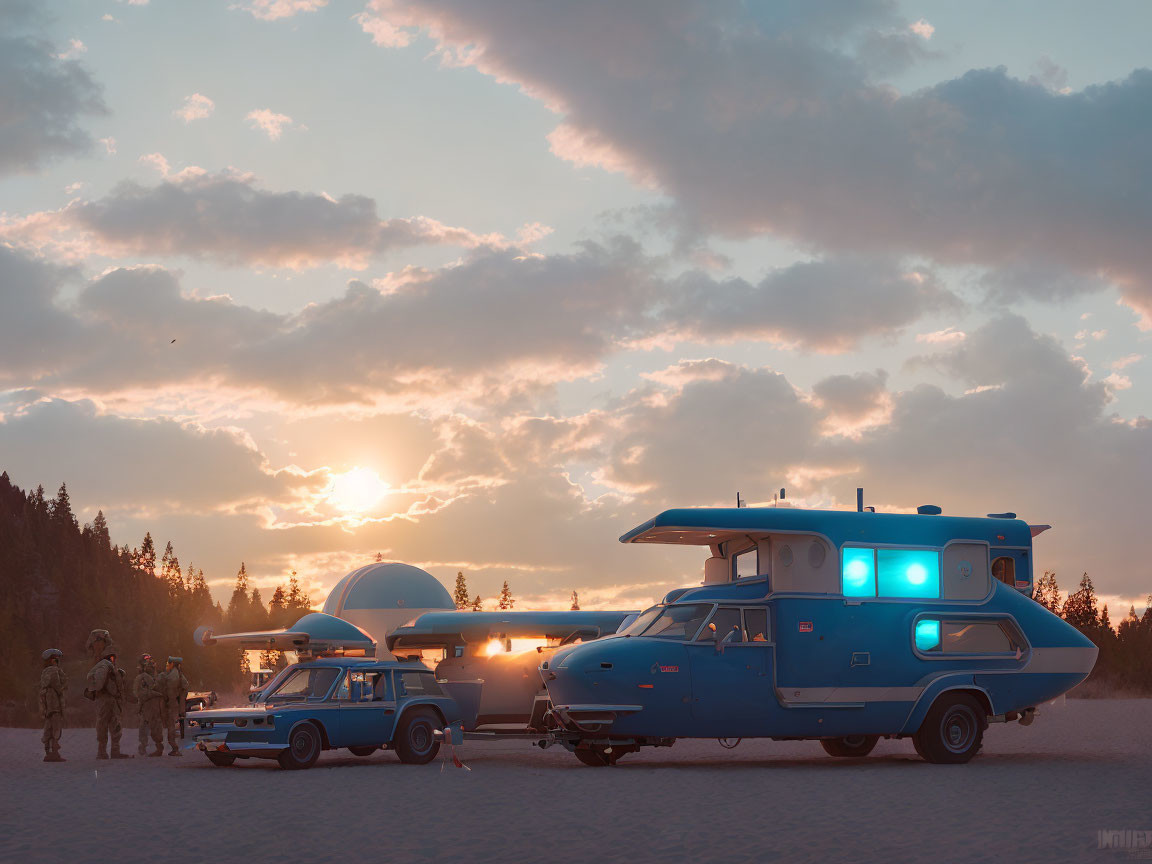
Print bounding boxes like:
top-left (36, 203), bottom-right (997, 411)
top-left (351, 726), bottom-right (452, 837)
top-left (322, 562), bottom-right (454, 643)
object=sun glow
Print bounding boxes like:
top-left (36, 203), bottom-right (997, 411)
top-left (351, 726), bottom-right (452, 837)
top-left (325, 466), bottom-right (391, 514)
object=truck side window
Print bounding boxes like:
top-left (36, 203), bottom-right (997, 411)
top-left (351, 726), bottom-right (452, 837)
top-left (744, 609), bottom-right (769, 642)
top-left (733, 548), bottom-right (758, 579)
top-left (697, 608), bottom-right (743, 642)
top-left (992, 557), bottom-right (1015, 585)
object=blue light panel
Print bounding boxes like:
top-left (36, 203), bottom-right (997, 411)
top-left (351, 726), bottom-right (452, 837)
top-left (877, 549), bottom-right (940, 598)
top-left (915, 619), bottom-right (941, 651)
top-left (841, 547), bottom-right (876, 597)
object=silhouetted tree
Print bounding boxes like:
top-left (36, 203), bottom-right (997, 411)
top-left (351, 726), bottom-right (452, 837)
top-left (570, 591), bottom-right (580, 611)
top-left (135, 532), bottom-right (157, 578)
top-left (453, 572), bottom-right (470, 609)
top-left (1033, 571), bottom-right (1062, 613)
top-left (497, 581), bottom-right (514, 610)
top-left (161, 540), bottom-right (182, 597)
top-left (1062, 573), bottom-right (1099, 630)
top-left (90, 510), bottom-right (111, 551)
top-left (470, 594), bottom-right (483, 612)
top-left (50, 483), bottom-right (77, 530)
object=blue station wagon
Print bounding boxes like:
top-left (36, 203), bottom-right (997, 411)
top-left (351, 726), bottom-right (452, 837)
top-left (542, 502), bottom-right (1098, 766)
top-left (190, 657), bottom-right (463, 769)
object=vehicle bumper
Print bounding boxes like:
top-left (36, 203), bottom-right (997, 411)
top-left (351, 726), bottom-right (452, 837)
top-left (194, 733), bottom-right (284, 757)
top-left (551, 704), bottom-right (643, 730)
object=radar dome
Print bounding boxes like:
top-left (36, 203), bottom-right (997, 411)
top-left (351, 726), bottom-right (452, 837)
top-left (322, 562), bottom-right (454, 642)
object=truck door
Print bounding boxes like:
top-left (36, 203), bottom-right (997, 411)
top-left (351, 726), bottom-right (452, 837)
top-left (687, 606), bottom-right (778, 736)
top-left (991, 548), bottom-right (1032, 595)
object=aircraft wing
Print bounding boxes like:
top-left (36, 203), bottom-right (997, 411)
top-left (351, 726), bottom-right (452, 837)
top-left (386, 609), bottom-right (636, 652)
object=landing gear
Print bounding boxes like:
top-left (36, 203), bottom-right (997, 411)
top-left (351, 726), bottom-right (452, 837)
top-left (913, 693), bottom-right (986, 764)
top-left (206, 752), bottom-right (236, 767)
top-left (572, 743), bottom-right (637, 766)
top-left (820, 735), bottom-right (879, 758)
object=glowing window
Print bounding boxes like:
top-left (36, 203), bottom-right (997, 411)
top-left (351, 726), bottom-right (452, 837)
top-left (992, 557), bottom-right (1015, 585)
top-left (841, 548), bottom-right (876, 597)
top-left (914, 619), bottom-right (941, 651)
top-left (877, 549), bottom-right (940, 599)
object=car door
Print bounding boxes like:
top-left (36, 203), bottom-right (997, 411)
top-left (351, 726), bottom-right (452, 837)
top-left (687, 606), bottom-right (778, 736)
top-left (335, 669), bottom-right (398, 747)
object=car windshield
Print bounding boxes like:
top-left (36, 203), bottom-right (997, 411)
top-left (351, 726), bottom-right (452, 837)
top-left (266, 667), bottom-right (340, 702)
top-left (618, 605), bottom-right (663, 637)
top-left (634, 604), bottom-right (712, 641)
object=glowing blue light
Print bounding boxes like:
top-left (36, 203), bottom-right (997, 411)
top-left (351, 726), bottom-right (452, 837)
top-left (841, 548), bottom-right (876, 597)
top-left (877, 549), bottom-right (940, 598)
top-left (915, 619), bottom-right (941, 651)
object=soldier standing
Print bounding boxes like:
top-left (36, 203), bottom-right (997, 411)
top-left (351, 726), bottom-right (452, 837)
top-left (39, 649), bottom-right (67, 762)
top-left (133, 654), bottom-right (164, 757)
top-left (86, 629), bottom-right (112, 662)
top-left (87, 647), bottom-right (132, 759)
top-left (159, 656), bottom-right (190, 756)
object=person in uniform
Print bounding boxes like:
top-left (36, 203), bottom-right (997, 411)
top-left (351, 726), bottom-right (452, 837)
top-left (39, 649), bottom-right (67, 762)
top-left (88, 646), bottom-right (131, 759)
top-left (132, 654), bottom-right (164, 757)
top-left (85, 629), bottom-right (112, 662)
top-left (159, 656), bottom-right (190, 756)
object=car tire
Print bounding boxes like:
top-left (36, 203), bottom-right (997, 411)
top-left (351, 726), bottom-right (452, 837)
top-left (206, 752), bottom-right (236, 767)
top-left (820, 735), bottom-right (879, 758)
top-left (278, 722), bottom-right (323, 770)
top-left (912, 693), bottom-right (986, 764)
top-left (347, 746), bottom-right (378, 757)
top-left (393, 707), bottom-right (441, 765)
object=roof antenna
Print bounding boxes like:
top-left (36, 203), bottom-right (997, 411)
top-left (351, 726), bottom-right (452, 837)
top-left (773, 488), bottom-right (785, 507)
top-left (736, 492), bottom-right (746, 508)
top-left (857, 487), bottom-right (864, 512)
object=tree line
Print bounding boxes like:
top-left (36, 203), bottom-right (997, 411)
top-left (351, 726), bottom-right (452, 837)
top-left (452, 571), bottom-right (582, 611)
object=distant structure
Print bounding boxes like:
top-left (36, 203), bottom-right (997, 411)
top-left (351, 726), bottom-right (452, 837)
top-left (321, 562), bottom-right (455, 642)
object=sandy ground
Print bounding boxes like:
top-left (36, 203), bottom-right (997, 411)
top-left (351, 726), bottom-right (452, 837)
top-left (1, 698), bottom-right (1150, 864)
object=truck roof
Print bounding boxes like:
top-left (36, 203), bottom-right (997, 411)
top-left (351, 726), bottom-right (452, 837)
top-left (621, 506), bottom-right (1036, 549)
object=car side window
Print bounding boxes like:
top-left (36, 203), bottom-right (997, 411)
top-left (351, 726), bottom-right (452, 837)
top-left (337, 671), bottom-right (377, 702)
top-left (398, 671), bottom-right (444, 697)
top-left (333, 673), bottom-right (351, 701)
top-left (373, 672), bottom-right (393, 701)
top-left (744, 608), bottom-right (769, 642)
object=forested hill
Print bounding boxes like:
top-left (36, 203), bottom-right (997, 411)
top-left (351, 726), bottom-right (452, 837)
top-left (0, 473), bottom-right (310, 726)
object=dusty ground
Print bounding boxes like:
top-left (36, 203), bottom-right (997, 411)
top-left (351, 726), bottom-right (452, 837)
top-left (2, 698), bottom-right (1149, 864)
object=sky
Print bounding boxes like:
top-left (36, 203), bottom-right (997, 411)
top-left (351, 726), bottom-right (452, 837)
top-left (1, 0), bottom-right (1149, 617)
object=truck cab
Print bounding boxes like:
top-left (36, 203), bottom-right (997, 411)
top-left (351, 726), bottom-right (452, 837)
top-left (542, 505), bottom-right (1096, 765)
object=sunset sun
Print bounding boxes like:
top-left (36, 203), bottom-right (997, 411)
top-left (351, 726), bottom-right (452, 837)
top-left (325, 466), bottom-right (391, 514)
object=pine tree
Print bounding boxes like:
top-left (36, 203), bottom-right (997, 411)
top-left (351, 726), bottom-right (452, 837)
top-left (570, 590), bottom-right (580, 611)
top-left (90, 510), bottom-right (111, 550)
top-left (135, 532), bottom-right (157, 578)
top-left (470, 594), bottom-right (483, 612)
top-left (1061, 573), bottom-right (1100, 631)
top-left (1100, 604), bottom-right (1112, 633)
top-left (250, 587), bottom-right (268, 628)
top-left (453, 571), bottom-right (470, 609)
top-left (1033, 571), bottom-right (1062, 613)
top-left (497, 580), bottom-right (514, 610)
top-left (285, 570), bottom-right (310, 614)
top-left (375, 552), bottom-right (384, 563)
top-left (269, 584), bottom-right (288, 625)
top-left (226, 563), bottom-right (250, 629)
top-left (50, 483), bottom-right (77, 530)
top-left (160, 540), bottom-right (182, 596)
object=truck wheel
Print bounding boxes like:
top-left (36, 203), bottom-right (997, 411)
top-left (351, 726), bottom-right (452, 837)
top-left (820, 735), bottom-right (879, 758)
top-left (394, 708), bottom-right (441, 765)
top-left (347, 746), bottom-right (378, 757)
top-left (206, 752), bottom-right (236, 767)
top-left (574, 745), bottom-right (622, 767)
top-left (278, 722), bottom-right (322, 770)
top-left (913, 693), bottom-right (986, 764)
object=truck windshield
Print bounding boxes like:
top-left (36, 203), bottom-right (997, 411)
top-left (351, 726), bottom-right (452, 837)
top-left (633, 604), bottom-right (712, 641)
top-left (266, 667), bottom-right (340, 702)
top-left (619, 606), bottom-right (663, 636)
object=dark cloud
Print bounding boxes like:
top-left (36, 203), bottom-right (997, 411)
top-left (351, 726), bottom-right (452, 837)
top-left (0, 0), bottom-right (105, 175)
top-left (813, 369), bottom-right (888, 421)
top-left (362, 0), bottom-right (1152, 319)
top-left (7, 169), bottom-right (499, 268)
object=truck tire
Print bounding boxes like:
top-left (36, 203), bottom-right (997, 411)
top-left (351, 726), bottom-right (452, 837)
top-left (206, 752), bottom-right (236, 767)
top-left (278, 722), bottom-right (322, 770)
top-left (820, 735), bottom-right (879, 758)
top-left (347, 746), bottom-right (378, 757)
top-left (912, 693), bottom-right (986, 764)
top-left (393, 707), bottom-right (440, 765)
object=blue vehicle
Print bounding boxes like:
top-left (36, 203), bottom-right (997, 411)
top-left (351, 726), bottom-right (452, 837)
top-left (190, 614), bottom-right (463, 769)
top-left (542, 502), bottom-right (1098, 765)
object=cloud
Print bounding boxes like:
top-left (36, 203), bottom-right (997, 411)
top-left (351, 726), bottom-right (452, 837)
top-left (359, 1), bottom-right (1152, 322)
top-left (246, 108), bottom-right (294, 140)
top-left (0, 1), bottom-right (105, 175)
top-left (235, 0), bottom-right (328, 21)
top-left (58, 38), bottom-right (86, 60)
top-left (0, 168), bottom-right (506, 268)
top-left (98, 137), bottom-right (116, 154)
top-left (909, 18), bottom-right (934, 39)
top-left (916, 327), bottom-right (965, 346)
top-left (175, 93), bottom-right (215, 123)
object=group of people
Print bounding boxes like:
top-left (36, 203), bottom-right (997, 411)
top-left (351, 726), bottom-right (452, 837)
top-left (38, 628), bottom-right (191, 762)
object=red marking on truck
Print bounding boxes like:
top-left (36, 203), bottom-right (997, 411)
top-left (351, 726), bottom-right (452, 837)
top-left (799, 621), bottom-right (814, 632)
top-left (658, 665), bottom-right (679, 673)
top-left (1015, 580), bottom-right (1029, 589)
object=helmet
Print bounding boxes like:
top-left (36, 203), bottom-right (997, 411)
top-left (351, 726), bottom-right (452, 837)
top-left (167, 656), bottom-right (183, 665)
top-left (138, 653), bottom-right (152, 669)
top-left (41, 649), bottom-right (62, 662)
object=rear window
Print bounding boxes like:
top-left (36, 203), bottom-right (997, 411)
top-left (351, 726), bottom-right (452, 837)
top-left (915, 619), bottom-right (1023, 654)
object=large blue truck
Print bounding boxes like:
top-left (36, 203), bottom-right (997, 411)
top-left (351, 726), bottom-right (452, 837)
top-left (541, 504), bottom-right (1097, 765)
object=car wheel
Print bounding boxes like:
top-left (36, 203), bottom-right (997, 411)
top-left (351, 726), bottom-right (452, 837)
top-left (393, 707), bottom-right (441, 765)
top-left (277, 722), bottom-right (323, 770)
top-left (913, 693), bottom-right (986, 764)
top-left (347, 746), bottom-right (378, 757)
top-left (206, 752), bottom-right (236, 767)
top-left (820, 735), bottom-right (879, 758)
top-left (573, 745), bottom-right (623, 767)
